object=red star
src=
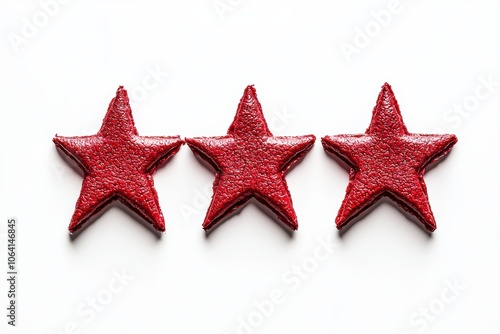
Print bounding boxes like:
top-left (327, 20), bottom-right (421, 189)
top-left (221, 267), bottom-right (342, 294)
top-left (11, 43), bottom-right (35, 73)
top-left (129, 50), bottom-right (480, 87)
top-left (54, 86), bottom-right (183, 234)
top-left (186, 86), bottom-right (315, 231)
top-left (322, 83), bottom-right (457, 232)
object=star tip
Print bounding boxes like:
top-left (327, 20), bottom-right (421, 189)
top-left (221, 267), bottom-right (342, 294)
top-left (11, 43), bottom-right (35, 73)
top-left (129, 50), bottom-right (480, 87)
top-left (320, 136), bottom-right (332, 146)
top-left (116, 85), bottom-right (127, 94)
top-left (184, 137), bottom-right (195, 147)
top-left (335, 217), bottom-right (347, 230)
top-left (425, 222), bottom-right (436, 232)
top-left (151, 218), bottom-right (166, 232)
top-left (52, 137), bottom-right (64, 148)
top-left (171, 135), bottom-right (184, 144)
top-left (68, 219), bottom-right (84, 234)
top-left (110, 86), bottom-right (132, 111)
top-left (303, 135), bottom-right (317, 149)
top-left (115, 86), bottom-right (130, 101)
top-left (380, 82), bottom-right (394, 94)
top-left (244, 85), bottom-right (257, 96)
top-left (202, 219), bottom-right (215, 231)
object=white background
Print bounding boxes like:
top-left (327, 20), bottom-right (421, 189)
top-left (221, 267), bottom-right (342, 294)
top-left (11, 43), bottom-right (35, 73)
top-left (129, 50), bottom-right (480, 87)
top-left (1, 1), bottom-right (499, 333)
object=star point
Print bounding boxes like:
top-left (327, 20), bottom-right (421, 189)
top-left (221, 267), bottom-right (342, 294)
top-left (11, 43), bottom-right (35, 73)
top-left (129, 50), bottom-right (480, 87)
top-left (367, 82), bottom-right (408, 137)
top-left (228, 84), bottom-right (272, 138)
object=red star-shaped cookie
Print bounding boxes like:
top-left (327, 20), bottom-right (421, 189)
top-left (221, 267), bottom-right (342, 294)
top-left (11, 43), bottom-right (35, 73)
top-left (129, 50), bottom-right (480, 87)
top-left (186, 85), bottom-right (315, 231)
top-left (54, 86), bottom-right (183, 234)
top-left (322, 83), bottom-right (457, 232)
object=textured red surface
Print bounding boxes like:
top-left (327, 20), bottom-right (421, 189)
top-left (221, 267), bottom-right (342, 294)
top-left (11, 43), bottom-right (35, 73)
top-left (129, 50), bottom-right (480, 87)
top-left (53, 86), bottom-right (183, 234)
top-left (186, 86), bottom-right (315, 231)
top-left (322, 83), bottom-right (457, 232)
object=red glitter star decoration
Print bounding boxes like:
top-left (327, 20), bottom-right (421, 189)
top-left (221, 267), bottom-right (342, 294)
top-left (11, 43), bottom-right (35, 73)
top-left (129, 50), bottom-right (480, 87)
top-left (54, 86), bottom-right (183, 234)
top-left (186, 85), bottom-right (315, 231)
top-left (322, 83), bottom-right (457, 232)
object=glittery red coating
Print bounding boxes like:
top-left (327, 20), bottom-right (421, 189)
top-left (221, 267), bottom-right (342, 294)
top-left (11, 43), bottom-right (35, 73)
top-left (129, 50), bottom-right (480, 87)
top-left (322, 83), bottom-right (457, 232)
top-left (186, 85), bottom-right (315, 231)
top-left (53, 86), bottom-right (183, 234)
